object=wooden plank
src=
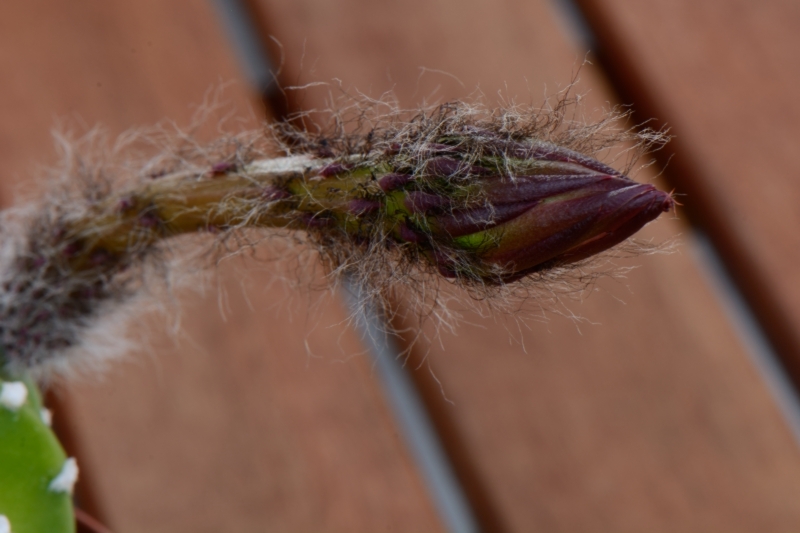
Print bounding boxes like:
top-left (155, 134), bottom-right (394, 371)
top-left (0, 2), bottom-right (442, 531)
top-left (253, 0), bottom-right (800, 529)
top-left (574, 0), bottom-right (800, 382)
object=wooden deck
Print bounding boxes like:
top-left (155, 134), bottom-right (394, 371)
top-left (1, 0), bottom-right (799, 531)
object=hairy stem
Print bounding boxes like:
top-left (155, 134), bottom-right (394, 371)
top-left (63, 155), bottom-right (344, 271)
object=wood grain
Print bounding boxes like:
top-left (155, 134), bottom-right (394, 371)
top-left (253, 0), bottom-right (800, 529)
top-left (575, 0), bottom-right (800, 383)
top-left (0, 1), bottom-right (442, 531)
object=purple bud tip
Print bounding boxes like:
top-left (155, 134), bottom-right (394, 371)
top-left (378, 173), bottom-right (413, 192)
top-left (478, 179), bottom-right (674, 277)
top-left (535, 184), bottom-right (673, 270)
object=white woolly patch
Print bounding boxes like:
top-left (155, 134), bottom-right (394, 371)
top-left (48, 457), bottom-right (79, 494)
top-left (0, 381), bottom-right (27, 411)
top-left (40, 407), bottom-right (53, 426)
top-left (246, 154), bottom-right (315, 175)
top-left (0, 515), bottom-right (10, 533)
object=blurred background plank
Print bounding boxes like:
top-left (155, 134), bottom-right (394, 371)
top-left (575, 0), bottom-right (800, 382)
top-left (249, 0), bottom-right (800, 530)
top-left (0, 1), bottom-right (442, 531)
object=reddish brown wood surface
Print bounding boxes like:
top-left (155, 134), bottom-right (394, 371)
top-left (575, 0), bottom-right (800, 383)
top-left (254, 0), bottom-right (800, 530)
top-left (0, 2), bottom-right (441, 532)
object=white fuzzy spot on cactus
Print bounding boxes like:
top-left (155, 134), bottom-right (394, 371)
top-left (0, 515), bottom-right (10, 533)
top-left (0, 381), bottom-right (27, 411)
top-left (48, 457), bottom-right (79, 494)
top-left (40, 407), bottom-right (53, 426)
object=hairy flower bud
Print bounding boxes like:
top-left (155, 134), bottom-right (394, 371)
top-left (454, 182), bottom-right (668, 281)
top-left (335, 139), bottom-right (675, 283)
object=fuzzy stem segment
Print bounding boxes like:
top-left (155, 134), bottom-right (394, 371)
top-left (62, 156), bottom-right (334, 270)
top-left (0, 155), bottom-right (361, 374)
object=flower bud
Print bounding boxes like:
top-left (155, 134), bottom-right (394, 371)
top-left (380, 144), bottom-right (673, 283)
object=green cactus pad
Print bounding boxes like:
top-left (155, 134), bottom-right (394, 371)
top-left (0, 374), bottom-right (75, 533)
